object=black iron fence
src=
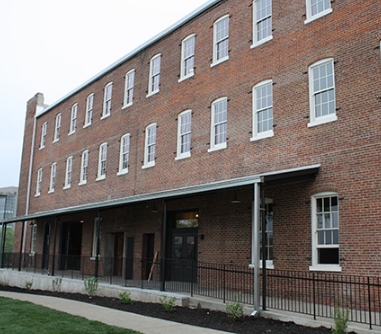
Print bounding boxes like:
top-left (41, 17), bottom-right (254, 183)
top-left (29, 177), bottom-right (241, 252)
top-left (1, 253), bottom-right (380, 329)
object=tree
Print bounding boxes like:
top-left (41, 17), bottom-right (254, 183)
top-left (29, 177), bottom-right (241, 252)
top-left (0, 227), bottom-right (14, 253)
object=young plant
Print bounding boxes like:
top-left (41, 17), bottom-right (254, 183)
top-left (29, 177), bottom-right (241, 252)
top-left (226, 301), bottom-right (244, 320)
top-left (25, 279), bottom-right (33, 291)
top-left (332, 303), bottom-right (350, 334)
top-left (83, 277), bottom-right (98, 295)
top-left (159, 296), bottom-right (176, 312)
top-left (119, 291), bottom-right (132, 305)
top-left (52, 277), bottom-right (62, 292)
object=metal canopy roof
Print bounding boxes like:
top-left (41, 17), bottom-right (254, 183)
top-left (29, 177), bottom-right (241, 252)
top-left (1, 164), bottom-right (320, 224)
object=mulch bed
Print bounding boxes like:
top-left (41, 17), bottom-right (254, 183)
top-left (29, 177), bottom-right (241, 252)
top-left (0, 284), bottom-right (351, 333)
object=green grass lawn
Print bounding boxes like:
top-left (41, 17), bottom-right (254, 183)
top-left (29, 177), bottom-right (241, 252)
top-left (0, 297), bottom-right (142, 334)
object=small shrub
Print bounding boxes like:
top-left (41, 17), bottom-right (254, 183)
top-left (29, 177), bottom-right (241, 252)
top-left (159, 296), bottom-right (176, 312)
top-left (332, 304), bottom-right (350, 334)
top-left (84, 277), bottom-right (98, 295)
top-left (226, 301), bottom-right (244, 320)
top-left (52, 277), bottom-right (62, 292)
top-left (119, 291), bottom-right (132, 305)
top-left (25, 279), bottom-right (33, 291)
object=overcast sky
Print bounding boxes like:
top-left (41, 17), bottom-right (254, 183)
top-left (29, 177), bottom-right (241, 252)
top-left (0, 0), bottom-right (208, 188)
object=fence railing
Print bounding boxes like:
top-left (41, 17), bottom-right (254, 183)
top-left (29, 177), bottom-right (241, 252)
top-left (1, 252), bottom-right (380, 329)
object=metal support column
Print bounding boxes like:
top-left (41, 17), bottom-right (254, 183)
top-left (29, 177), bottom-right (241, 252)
top-left (18, 221), bottom-right (26, 271)
top-left (261, 183), bottom-right (267, 311)
top-left (252, 182), bottom-right (261, 316)
top-left (51, 216), bottom-right (58, 276)
top-left (160, 200), bottom-right (167, 291)
top-left (94, 210), bottom-right (102, 278)
top-left (0, 222), bottom-right (6, 267)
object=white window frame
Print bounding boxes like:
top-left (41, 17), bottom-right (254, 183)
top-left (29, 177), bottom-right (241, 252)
top-left (143, 123), bottom-right (156, 169)
top-left (84, 93), bottom-right (94, 127)
top-left (91, 217), bottom-right (100, 259)
top-left (211, 15), bottom-right (229, 67)
top-left (208, 97), bottom-right (228, 152)
top-left (64, 156), bottom-right (73, 189)
top-left (251, 80), bottom-right (274, 141)
top-left (308, 58), bottom-right (337, 127)
top-left (48, 162), bottom-right (56, 193)
top-left (69, 103), bottom-right (78, 135)
top-left (40, 122), bottom-right (47, 149)
top-left (35, 168), bottom-right (42, 196)
top-left (176, 110), bottom-right (192, 160)
top-left (123, 70), bottom-right (135, 108)
top-left (252, 0), bottom-right (273, 48)
top-left (30, 224), bottom-right (37, 254)
top-left (102, 82), bottom-right (113, 119)
top-left (260, 198), bottom-right (274, 269)
top-left (310, 192), bottom-right (341, 272)
top-left (305, 0), bottom-right (332, 24)
top-left (147, 54), bottom-right (161, 97)
top-left (79, 150), bottom-right (89, 185)
top-left (53, 113), bottom-right (61, 142)
top-left (97, 143), bottom-right (107, 181)
top-left (179, 34), bottom-right (195, 81)
top-left (118, 134), bottom-right (130, 175)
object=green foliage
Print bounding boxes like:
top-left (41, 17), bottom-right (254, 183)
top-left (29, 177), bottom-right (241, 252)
top-left (25, 280), bottom-right (33, 291)
top-left (159, 296), bottom-right (176, 312)
top-left (226, 301), bottom-right (244, 320)
top-left (83, 277), bottom-right (98, 295)
top-left (0, 227), bottom-right (14, 253)
top-left (52, 277), bottom-right (62, 292)
top-left (119, 292), bottom-right (132, 305)
top-left (0, 297), bottom-right (141, 333)
top-left (332, 303), bottom-right (350, 334)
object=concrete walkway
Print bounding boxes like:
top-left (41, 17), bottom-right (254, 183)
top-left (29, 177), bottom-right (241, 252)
top-left (0, 291), bottom-right (232, 334)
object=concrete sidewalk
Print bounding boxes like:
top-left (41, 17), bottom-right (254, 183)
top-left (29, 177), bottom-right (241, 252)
top-left (0, 291), bottom-right (233, 334)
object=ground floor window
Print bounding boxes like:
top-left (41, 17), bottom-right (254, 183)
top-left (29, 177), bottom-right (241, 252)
top-left (260, 198), bottom-right (273, 268)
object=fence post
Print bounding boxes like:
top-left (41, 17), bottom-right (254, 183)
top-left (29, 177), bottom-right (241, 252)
top-left (313, 272), bottom-right (316, 321)
top-left (368, 276), bottom-right (372, 330)
top-left (223, 264), bottom-right (226, 304)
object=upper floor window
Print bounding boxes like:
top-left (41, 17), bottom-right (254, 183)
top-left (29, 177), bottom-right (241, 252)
top-left (53, 113), bottom-right (61, 142)
top-left (40, 122), bottom-right (47, 149)
top-left (79, 150), bottom-right (89, 185)
top-left (176, 110), bottom-right (192, 160)
top-left (305, 0), bottom-right (332, 24)
top-left (212, 15), bottom-right (229, 66)
top-left (252, 0), bottom-right (272, 47)
top-left (251, 80), bottom-right (274, 141)
top-left (36, 168), bottom-right (42, 196)
top-left (48, 162), bottom-right (56, 193)
top-left (308, 58), bottom-right (336, 127)
top-left (123, 70), bottom-right (135, 107)
top-left (180, 35), bottom-right (195, 81)
top-left (97, 143), bottom-right (107, 180)
top-left (310, 192), bottom-right (341, 272)
top-left (148, 54), bottom-right (161, 96)
top-left (84, 94), bottom-right (94, 127)
top-left (102, 83), bottom-right (113, 119)
top-left (118, 134), bottom-right (130, 175)
top-left (69, 103), bottom-right (78, 135)
top-left (208, 97), bottom-right (227, 152)
top-left (143, 123), bottom-right (156, 169)
top-left (64, 156), bottom-right (73, 189)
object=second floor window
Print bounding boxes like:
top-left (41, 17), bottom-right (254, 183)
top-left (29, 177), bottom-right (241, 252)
top-left (253, 0), bottom-right (272, 46)
top-left (180, 35), bottom-right (195, 80)
top-left (305, 0), bottom-right (332, 23)
top-left (118, 134), bottom-right (130, 175)
top-left (102, 83), bottom-right (113, 118)
top-left (212, 15), bottom-right (229, 65)
top-left (176, 110), bottom-right (192, 160)
top-left (54, 113), bottom-right (61, 142)
top-left (143, 123), bottom-right (156, 168)
top-left (49, 162), bottom-right (56, 193)
top-left (36, 168), bottom-right (42, 196)
top-left (209, 98), bottom-right (227, 152)
top-left (79, 150), bottom-right (89, 185)
top-left (252, 80), bottom-right (274, 140)
top-left (69, 103), bottom-right (78, 134)
top-left (85, 94), bottom-right (94, 127)
top-left (40, 122), bottom-right (47, 149)
top-left (97, 143), bottom-right (107, 180)
top-left (64, 156), bottom-right (73, 189)
top-left (148, 54), bottom-right (161, 96)
top-left (124, 70), bottom-right (135, 107)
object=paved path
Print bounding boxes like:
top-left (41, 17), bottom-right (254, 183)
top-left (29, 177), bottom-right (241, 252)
top-left (0, 291), bottom-right (233, 334)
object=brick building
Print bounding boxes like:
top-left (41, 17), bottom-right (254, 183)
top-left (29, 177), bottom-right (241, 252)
top-left (6, 0), bottom-right (381, 287)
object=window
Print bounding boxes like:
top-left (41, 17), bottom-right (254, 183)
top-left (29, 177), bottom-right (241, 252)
top-left (118, 134), bottom-right (130, 175)
top-left (148, 54), bottom-right (161, 96)
top-left (69, 103), bottom-right (77, 134)
top-left (143, 123), bottom-right (156, 169)
top-left (48, 162), bottom-right (56, 193)
top-left (212, 15), bottom-right (229, 66)
top-left (180, 35), bottom-right (195, 81)
top-left (102, 82), bottom-right (113, 118)
top-left (97, 143), bottom-right (107, 180)
top-left (84, 94), bottom-right (94, 127)
top-left (40, 122), bottom-right (47, 149)
top-left (79, 150), bottom-right (89, 185)
top-left (64, 156), bottom-right (73, 189)
top-left (176, 110), bottom-right (192, 160)
top-left (30, 224), bottom-right (37, 254)
top-left (208, 98), bottom-right (227, 152)
top-left (251, 80), bottom-right (274, 141)
top-left (91, 217), bottom-right (101, 258)
top-left (260, 198), bottom-right (274, 268)
top-left (308, 58), bottom-right (336, 127)
top-left (53, 113), bottom-right (61, 142)
top-left (123, 70), bottom-right (135, 107)
top-left (305, 0), bottom-right (332, 24)
top-left (310, 192), bottom-right (341, 271)
top-left (252, 0), bottom-right (272, 47)
top-left (36, 168), bottom-right (42, 196)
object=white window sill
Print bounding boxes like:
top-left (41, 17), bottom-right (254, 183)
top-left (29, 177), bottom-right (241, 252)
top-left (178, 72), bottom-right (194, 83)
top-left (83, 123), bottom-right (91, 129)
top-left (48, 189), bottom-right (54, 194)
top-left (117, 170), bottom-right (128, 176)
top-left (53, 139), bottom-right (59, 144)
top-left (249, 261), bottom-right (274, 270)
top-left (68, 131), bottom-right (75, 136)
top-left (78, 181), bottom-right (87, 186)
top-left (146, 90), bottom-right (159, 98)
top-left (309, 265), bottom-right (342, 272)
top-left (122, 103), bottom-right (133, 110)
top-left (101, 114), bottom-right (110, 120)
top-left (208, 143), bottom-right (227, 153)
top-left (90, 256), bottom-right (100, 261)
top-left (251, 35), bottom-right (273, 49)
top-left (210, 56), bottom-right (229, 68)
top-left (250, 130), bottom-right (274, 142)
top-left (96, 175), bottom-right (106, 181)
top-left (175, 152), bottom-right (191, 161)
top-left (142, 162), bottom-right (155, 169)
top-left (63, 185), bottom-right (71, 190)
top-left (304, 8), bottom-right (333, 24)
top-left (35, 193), bottom-right (40, 197)
top-left (39, 146), bottom-right (45, 150)
top-left (308, 114), bottom-right (337, 128)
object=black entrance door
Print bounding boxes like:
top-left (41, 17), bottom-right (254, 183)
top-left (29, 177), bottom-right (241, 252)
top-left (171, 231), bottom-right (197, 282)
top-left (42, 223), bottom-right (51, 270)
top-left (59, 222), bottom-right (82, 270)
